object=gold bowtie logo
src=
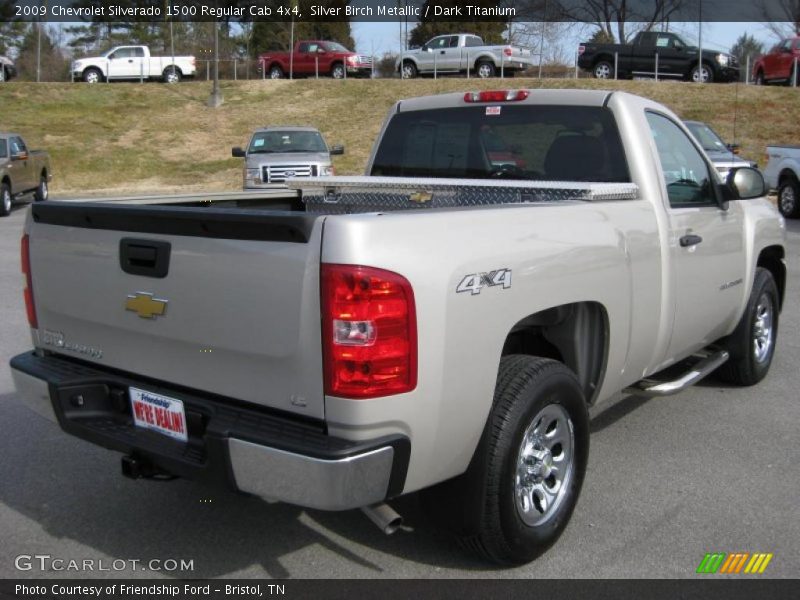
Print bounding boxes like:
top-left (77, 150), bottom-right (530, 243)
top-left (409, 191), bottom-right (433, 204)
top-left (125, 292), bottom-right (168, 319)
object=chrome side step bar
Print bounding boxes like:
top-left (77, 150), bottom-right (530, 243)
top-left (624, 349), bottom-right (730, 397)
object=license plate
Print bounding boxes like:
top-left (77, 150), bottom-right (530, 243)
top-left (129, 387), bottom-right (188, 442)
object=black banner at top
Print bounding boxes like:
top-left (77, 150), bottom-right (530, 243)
top-left (5, 0), bottom-right (800, 23)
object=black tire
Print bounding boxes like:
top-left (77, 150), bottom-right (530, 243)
top-left (777, 177), bottom-right (800, 218)
top-left (718, 268), bottom-right (780, 386)
top-left (400, 60), bottom-right (417, 79)
top-left (689, 63), bottom-right (714, 83)
top-left (34, 173), bottom-right (48, 202)
top-left (269, 64), bottom-right (284, 79)
top-left (476, 61), bottom-right (496, 78)
top-left (331, 63), bottom-right (345, 79)
top-left (1, 181), bottom-right (11, 217)
top-left (163, 67), bottom-right (181, 83)
top-left (83, 68), bottom-right (102, 84)
top-left (593, 60), bottom-right (614, 79)
top-left (755, 70), bottom-right (765, 85)
top-left (421, 356), bottom-right (589, 565)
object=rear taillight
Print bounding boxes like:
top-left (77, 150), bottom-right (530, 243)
top-left (503, 47), bottom-right (513, 57)
top-left (578, 45), bottom-right (586, 55)
top-left (21, 234), bottom-right (37, 328)
top-left (464, 90), bottom-right (529, 103)
top-left (321, 264), bottom-right (417, 399)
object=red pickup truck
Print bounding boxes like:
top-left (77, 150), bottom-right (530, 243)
top-left (259, 40), bottom-right (372, 79)
top-left (753, 36), bottom-right (800, 84)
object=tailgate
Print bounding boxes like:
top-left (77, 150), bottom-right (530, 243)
top-left (27, 202), bottom-right (327, 420)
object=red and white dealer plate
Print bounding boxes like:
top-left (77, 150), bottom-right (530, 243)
top-left (129, 386), bottom-right (188, 442)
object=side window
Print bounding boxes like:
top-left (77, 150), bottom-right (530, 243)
top-left (10, 137), bottom-right (26, 154)
top-left (466, 36), bottom-right (482, 47)
top-left (646, 112), bottom-right (717, 208)
top-left (448, 36), bottom-right (459, 48)
top-left (133, 47), bottom-right (145, 58)
top-left (297, 42), bottom-right (309, 53)
top-left (0, 139), bottom-right (7, 158)
top-left (429, 37), bottom-right (446, 50)
top-left (655, 35), bottom-right (670, 48)
top-left (781, 39), bottom-right (792, 52)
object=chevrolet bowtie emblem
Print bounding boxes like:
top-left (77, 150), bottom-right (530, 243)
top-left (125, 292), bottom-right (168, 319)
top-left (409, 191), bottom-right (433, 204)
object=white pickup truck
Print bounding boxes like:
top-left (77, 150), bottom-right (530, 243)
top-left (71, 45), bottom-right (196, 84)
top-left (397, 33), bottom-right (532, 78)
top-left (763, 144), bottom-right (800, 218)
top-left (10, 89), bottom-right (786, 565)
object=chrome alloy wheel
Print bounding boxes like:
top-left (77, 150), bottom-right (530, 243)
top-left (594, 63), bottom-right (611, 79)
top-left (2, 187), bottom-right (10, 213)
top-left (752, 293), bottom-right (775, 364)
top-left (477, 63), bottom-right (494, 78)
top-left (515, 403), bottom-right (575, 527)
top-left (779, 184), bottom-right (796, 216)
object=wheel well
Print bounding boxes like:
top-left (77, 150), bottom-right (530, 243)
top-left (268, 62), bottom-right (282, 72)
top-left (592, 55), bottom-right (613, 67)
top-left (778, 168), bottom-right (798, 186)
top-left (163, 65), bottom-right (182, 75)
top-left (2, 175), bottom-right (10, 189)
top-left (757, 246), bottom-right (786, 310)
top-left (501, 302), bottom-right (608, 404)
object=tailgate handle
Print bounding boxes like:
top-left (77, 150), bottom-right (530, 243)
top-left (119, 238), bottom-right (171, 278)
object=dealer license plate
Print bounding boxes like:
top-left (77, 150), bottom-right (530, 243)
top-left (129, 387), bottom-right (188, 442)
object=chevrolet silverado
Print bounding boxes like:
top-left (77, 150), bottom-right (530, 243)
top-left (10, 89), bottom-right (785, 564)
top-left (763, 144), bottom-right (800, 218)
top-left (72, 45), bottom-right (196, 83)
top-left (260, 40), bottom-right (372, 79)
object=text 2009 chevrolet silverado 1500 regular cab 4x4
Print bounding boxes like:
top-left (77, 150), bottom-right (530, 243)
top-left (1, 133), bottom-right (52, 216)
top-left (10, 89), bottom-right (786, 565)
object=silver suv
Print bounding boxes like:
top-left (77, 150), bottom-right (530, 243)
top-left (232, 126), bottom-right (344, 189)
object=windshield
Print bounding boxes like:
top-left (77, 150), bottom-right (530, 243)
top-left (371, 105), bottom-right (630, 182)
top-left (248, 130), bottom-right (328, 154)
top-left (685, 122), bottom-right (727, 152)
top-left (322, 42), bottom-right (349, 52)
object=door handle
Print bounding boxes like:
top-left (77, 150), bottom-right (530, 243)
top-left (440, 50), bottom-right (446, 54)
top-left (679, 234), bottom-right (703, 247)
top-left (128, 59), bottom-right (133, 63)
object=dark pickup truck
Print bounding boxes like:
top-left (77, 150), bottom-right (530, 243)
top-left (578, 31), bottom-right (739, 83)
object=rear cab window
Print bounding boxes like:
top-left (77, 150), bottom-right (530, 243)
top-left (370, 105), bottom-right (630, 182)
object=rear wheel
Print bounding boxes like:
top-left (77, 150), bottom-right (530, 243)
top-left (163, 67), bottom-right (181, 83)
top-left (421, 356), bottom-right (589, 565)
top-left (34, 174), bottom-right (48, 202)
top-left (269, 64), bottom-right (284, 79)
top-left (777, 177), bottom-right (800, 218)
top-left (718, 268), bottom-right (779, 386)
top-left (1, 182), bottom-right (11, 217)
top-left (476, 61), bottom-right (496, 78)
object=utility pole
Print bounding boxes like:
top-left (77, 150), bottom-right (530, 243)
top-left (208, 18), bottom-right (222, 107)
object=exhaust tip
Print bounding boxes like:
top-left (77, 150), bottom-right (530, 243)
top-left (361, 503), bottom-right (403, 535)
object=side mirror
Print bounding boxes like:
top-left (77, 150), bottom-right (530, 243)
top-left (317, 48), bottom-right (326, 54)
top-left (726, 143), bottom-right (740, 155)
top-left (11, 151), bottom-right (27, 161)
top-left (726, 167), bottom-right (765, 200)
top-left (231, 147), bottom-right (246, 158)
top-left (330, 145), bottom-right (345, 156)
top-left (421, 44), bottom-right (430, 52)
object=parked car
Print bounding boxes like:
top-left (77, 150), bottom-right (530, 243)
top-left (578, 31), bottom-right (739, 82)
top-left (232, 126), bottom-right (344, 189)
top-left (71, 45), bottom-right (196, 83)
top-left (683, 120), bottom-right (757, 181)
top-left (0, 55), bottom-right (16, 81)
top-left (752, 37), bottom-right (800, 85)
top-left (763, 144), bottom-right (800, 218)
top-left (259, 41), bottom-right (372, 79)
top-left (11, 89), bottom-right (784, 566)
top-left (0, 133), bottom-right (52, 216)
top-left (397, 33), bottom-right (533, 78)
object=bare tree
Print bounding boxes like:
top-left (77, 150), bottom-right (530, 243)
top-left (551, 0), bottom-right (688, 43)
top-left (758, 0), bottom-right (800, 38)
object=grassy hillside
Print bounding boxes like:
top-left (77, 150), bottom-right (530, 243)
top-left (2, 78), bottom-right (798, 196)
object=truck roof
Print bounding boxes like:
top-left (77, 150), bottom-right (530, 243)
top-left (396, 89), bottom-right (614, 112)
top-left (254, 126), bottom-right (320, 133)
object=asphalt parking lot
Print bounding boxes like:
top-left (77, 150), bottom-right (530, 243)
top-left (0, 199), bottom-right (798, 579)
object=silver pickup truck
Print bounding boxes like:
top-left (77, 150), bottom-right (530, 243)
top-left (1, 133), bottom-right (52, 216)
top-left (10, 89), bottom-right (785, 565)
top-left (397, 33), bottom-right (532, 78)
top-left (763, 144), bottom-right (800, 218)
top-left (232, 126), bottom-right (344, 189)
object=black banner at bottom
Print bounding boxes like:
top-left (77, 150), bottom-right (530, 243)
top-left (1, 579), bottom-right (799, 600)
